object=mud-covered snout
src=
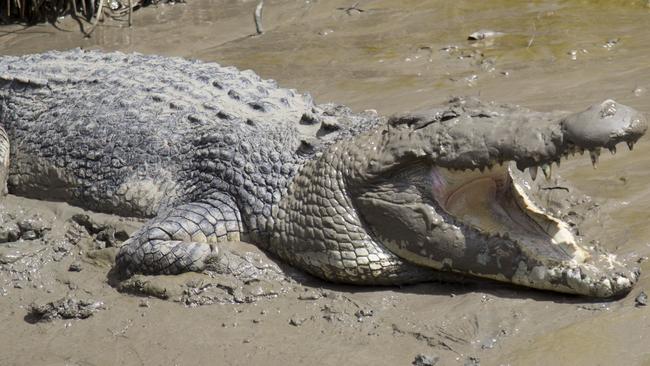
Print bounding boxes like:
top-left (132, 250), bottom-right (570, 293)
top-left (562, 99), bottom-right (648, 150)
top-left (512, 248), bottom-right (640, 298)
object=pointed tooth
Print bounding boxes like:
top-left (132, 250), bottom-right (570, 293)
top-left (542, 163), bottom-right (551, 180)
top-left (609, 146), bottom-right (616, 155)
top-left (555, 159), bottom-right (561, 168)
top-left (627, 141), bottom-right (635, 151)
top-left (589, 148), bottom-right (600, 168)
top-left (579, 148), bottom-right (585, 156)
top-left (529, 166), bottom-right (538, 181)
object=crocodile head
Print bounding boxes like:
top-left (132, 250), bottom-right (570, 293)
top-left (362, 98), bottom-right (647, 297)
top-left (274, 97), bottom-right (646, 298)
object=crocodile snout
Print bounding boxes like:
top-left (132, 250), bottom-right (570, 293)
top-left (562, 99), bottom-right (648, 151)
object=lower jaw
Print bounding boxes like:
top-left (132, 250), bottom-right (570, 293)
top-left (426, 165), bottom-right (637, 297)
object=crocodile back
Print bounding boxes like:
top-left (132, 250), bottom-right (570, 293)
top-left (0, 50), bottom-right (311, 219)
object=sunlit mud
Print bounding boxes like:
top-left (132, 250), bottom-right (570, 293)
top-left (1, 1), bottom-right (650, 365)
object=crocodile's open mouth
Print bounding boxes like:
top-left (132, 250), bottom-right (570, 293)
top-left (430, 164), bottom-right (589, 266)
top-left (352, 98), bottom-right (643, 297)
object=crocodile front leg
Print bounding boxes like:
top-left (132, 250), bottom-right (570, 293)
top-left (114, 194), bottom-right (244, 278)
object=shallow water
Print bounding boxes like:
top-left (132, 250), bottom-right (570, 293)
top-left (1, 1), bottom-right (650, 365)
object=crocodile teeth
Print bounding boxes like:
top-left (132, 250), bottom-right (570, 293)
top-left (541, 163), bottom-right (551, 180)
top-left (589, 148), bottom-right (601, 168)
top-left (627, 141), bottom-right (635, 151)
top-left (529, 166), bottom-right (538, 181)
top-left (609, 146), bottom-right (617, 155)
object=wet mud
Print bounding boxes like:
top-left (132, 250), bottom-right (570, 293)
top-left (2, 1), bottom-right (650, 365)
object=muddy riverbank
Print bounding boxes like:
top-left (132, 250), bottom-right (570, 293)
top-left (1, 1), bottom-right (650, 365)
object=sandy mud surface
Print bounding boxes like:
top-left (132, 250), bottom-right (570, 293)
top-left (2, 1), bottom-right (650, 365)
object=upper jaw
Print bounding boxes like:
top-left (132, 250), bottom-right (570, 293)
top-left (406, 99), bottom-right (647, 173)
top-left (562, 99), bottom-right (647, 152)
top-left (507, 99), bottom-right (647, 172)
top-left (362, 98), bottom-right (646, 184)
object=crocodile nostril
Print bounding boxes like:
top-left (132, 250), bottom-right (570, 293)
top-left (599, 99), bottom-right (618, 118)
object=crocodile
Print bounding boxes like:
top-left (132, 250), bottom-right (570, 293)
top-left (0, 49), bottom-right (646, 298)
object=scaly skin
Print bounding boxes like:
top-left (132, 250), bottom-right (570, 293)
top-left (0, 49), bottom-right (646, 297)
